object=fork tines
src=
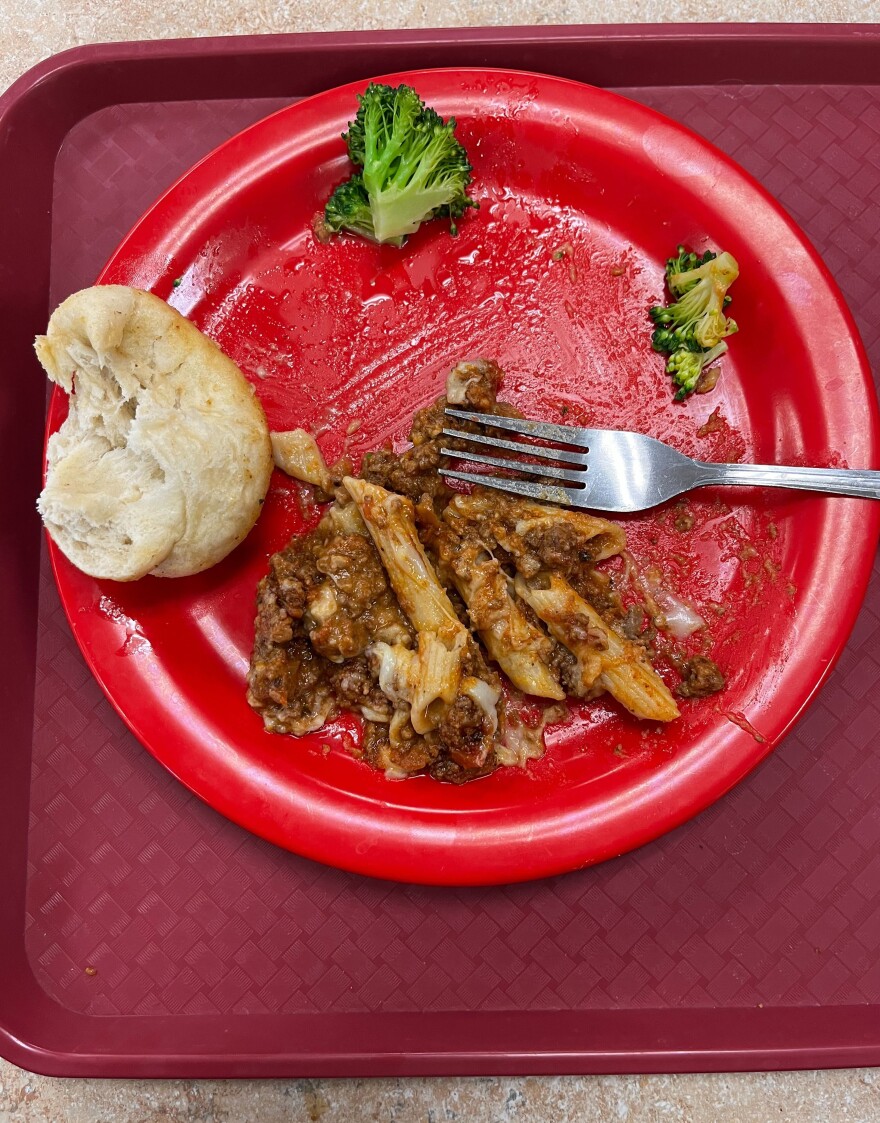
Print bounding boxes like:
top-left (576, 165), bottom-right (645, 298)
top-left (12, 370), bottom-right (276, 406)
top-left (440, 407), bottom-right (588, 505)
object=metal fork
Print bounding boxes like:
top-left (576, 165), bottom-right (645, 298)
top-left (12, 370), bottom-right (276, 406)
top-left (441, 409), bottom-right (880, 513)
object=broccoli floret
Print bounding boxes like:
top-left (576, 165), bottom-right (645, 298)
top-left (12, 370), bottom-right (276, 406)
top-left (324, 174), bottom-right (378, 242)
top-left (650, 323), bottom-right (704, 355)
top-left (664, 244), bottom-right (716, 282)
top-left (342, 82), bottom-right (424, 169)
top-left (324, 83), bottom-right (476, 247)
top-left (667, 341), bottom-right (728, 400)
top-left (649, 250), bottom-right (739, 350)
top-left (649, 243), bottom-right (740, 400)
top-left (667, 249), bottom-right (738, 299)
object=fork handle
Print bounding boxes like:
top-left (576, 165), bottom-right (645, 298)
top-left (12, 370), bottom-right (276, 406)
top-left (695, 462), bottom-right (880, 500)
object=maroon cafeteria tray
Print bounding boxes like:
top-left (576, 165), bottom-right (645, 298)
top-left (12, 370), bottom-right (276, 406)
top-left (3, 25), bottom-right (880, 1078)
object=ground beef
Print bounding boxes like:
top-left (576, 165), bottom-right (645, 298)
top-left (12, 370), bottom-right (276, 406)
top-left (619, 605), bottom-right (657, 648)
top-left (360, 394), bottom-right (460, 505)
top-left (461, 636), bottom-right (495, 683)
top-left (246, 629), bottom-right (336, 735)
top-left (676, 655), bottom-right (726, 698)
top-left (561, 614), bottom-right (607, 649)
top-left (435, 694), bottom-right (492, 767)
top-left (253, 573), bottom-right (294, 647)
top-left (331, 659), bottom-right (392, 719)
top-left (360, 444), bottom-right (451, 508)
top-left (362, 369), bottom-right (522, 512)
top-left (309, 615), bottom-right (367, 663)
top-left (522, 522), bottom-right (600, 571)
top-left (410, 398), bottom-right (449, 446)
top-left (269, 549), bottom-right (313, 621)
top-left (248, 509), bottom-right (412, 736)
top-left (308, 533), bottom-right (411, 661)
top-left (429, 755), bottom-right (496, 784)
top-left (363, 720), bottom-right (439, 775)
top-left (569, 568), bottom-right (622, 622)
top-left (445, 358), bottom-right (505, 411)
top-left (546, 641), bottom-right (579, 695)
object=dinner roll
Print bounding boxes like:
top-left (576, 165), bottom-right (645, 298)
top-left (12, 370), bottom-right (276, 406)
top-left (36, 285), bottom-right (273, 580)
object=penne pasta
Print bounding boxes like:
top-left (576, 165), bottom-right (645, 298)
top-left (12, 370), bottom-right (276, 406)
top-left (510, 508), bottom-right (625, 564)
top-left (370, 632), bottom-right (465, 735)
top-left (437, 529), bottom-right (565, 700)
top-left (343, 477), bottom-right (465, 647)
top-left (347, 478), bottom-right (502, 751)
top-left (514, 572), bottom-right (680, 723)
top-left (446, 488), bottom-right (626, 573)
top-left (270, 428), bottom-right (333, 492)
top-left (328, 499), bottom-right (368, 537)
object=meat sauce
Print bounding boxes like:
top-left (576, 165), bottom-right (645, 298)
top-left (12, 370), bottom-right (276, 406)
top-left (247, 359), bottom-right (725, 782)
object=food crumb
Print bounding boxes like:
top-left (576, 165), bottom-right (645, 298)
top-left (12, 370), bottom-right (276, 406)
top-left (295, 482), bottom-right (318, 515)
top-left (676, 655), bottom-right (726, 699)
top-left (346, 420), bottom-right (361, 436)
top-left (610, 265), bottom-right (625, 277)
top-left (311, 212), bottom-right (332, 244)
top-left (697, 407), bottom-right (726, 437)
top-left (767, 521), bottom-right (778, 540)
top-left (695, 365), bottom-right (721, 394)
top-left (718, 707), bottom-right (766, 743)
top-left (331, 455), bottom-right (353, 482)
top-left (673, 509), bottom-right (695, 533)
top-left (84, 966), bottom-right (97, 977)
top-left (321, 743), bottom-right (331, 755)
top-left (551, 242), bottom-right (578, 283)
top-left (612, 743), bottom-right (627, 757)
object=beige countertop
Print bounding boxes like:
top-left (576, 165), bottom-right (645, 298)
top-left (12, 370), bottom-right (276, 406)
top-left (4, 3), bottom-right (880, 1120)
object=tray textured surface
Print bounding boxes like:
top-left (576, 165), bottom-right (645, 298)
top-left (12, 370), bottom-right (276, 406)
top-left (25, 85), bottom-right (880, 1021)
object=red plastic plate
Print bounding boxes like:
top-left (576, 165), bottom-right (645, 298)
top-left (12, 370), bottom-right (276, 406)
top-left (45, 68), bottom-right (879, 885)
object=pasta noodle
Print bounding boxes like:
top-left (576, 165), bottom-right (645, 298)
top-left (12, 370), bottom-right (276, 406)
top-left (371, 632), bottom-right (466, 735)
top-left (436, 529), bottom-right (565, 700)
top-left (514, 572), bottom-right (680, 723)
top-left (445, 489), bottom-right (626, 575)
top-left (270, 428), bottom-right (333, 492)
top-left (343, 476), bottom-right (465, 646)
top-left (343, 476), bottom-right (501, 762)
